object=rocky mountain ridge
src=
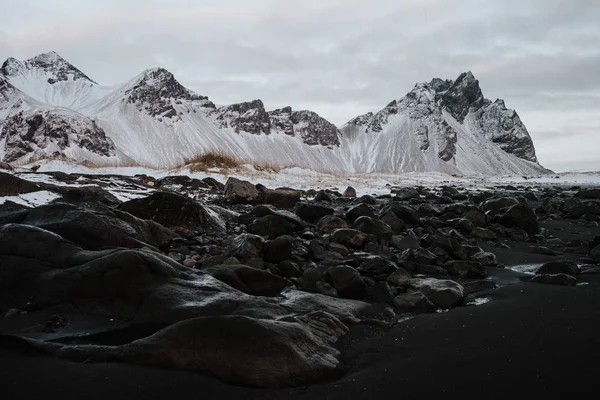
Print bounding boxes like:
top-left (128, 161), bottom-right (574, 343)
top-left (0, 51), bottom-right (546, 175)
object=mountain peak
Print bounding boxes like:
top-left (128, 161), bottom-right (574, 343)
top-left (28, 50), bottom-right (64, 64)
top-left (1, 50), bottom-right (97, 84)
top-left (435, 71), bottom-right (484, 123)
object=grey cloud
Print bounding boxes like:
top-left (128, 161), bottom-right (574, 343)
top-left (0, 0), bottom-right (598, 171)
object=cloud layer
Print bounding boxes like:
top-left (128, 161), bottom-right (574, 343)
top-left (2, 0), bottom-right (598, 171)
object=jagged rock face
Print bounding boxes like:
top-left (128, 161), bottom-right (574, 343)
top-left (434, 72), bottom-right (485, 123)
top-left (212, 100), bottom-right (271, 135)
top-left (477, 100), bottom-right (537, 162)
top-left (343, 71), bottom-right (539, 166)
top-left (269, 107), bottom-right (341, 148)
top-left (0, 78), bottom-right (17, 103)
top-left (0, 111), bottom-right (115, 163)
top-left (1, 51), bottom-right (96, 84)
top-left (125, 68), bottom-right (215, 119)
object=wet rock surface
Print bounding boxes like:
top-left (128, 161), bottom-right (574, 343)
top-left (1, 168), bottom-right (599, 390)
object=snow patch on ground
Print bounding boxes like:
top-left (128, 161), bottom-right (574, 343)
top-left (0, 190), bottom-right (61, 207)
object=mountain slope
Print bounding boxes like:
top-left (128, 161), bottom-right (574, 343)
top-left (339, 72), bottom-right (544, 174)
top-left (0, 51), bottom-right (548, 175)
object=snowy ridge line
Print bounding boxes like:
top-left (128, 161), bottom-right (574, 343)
top-left (1, 52), bottom-right (547, 176)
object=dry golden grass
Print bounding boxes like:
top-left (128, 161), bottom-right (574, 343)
top-left (185, 151), bottom-right (241, 173)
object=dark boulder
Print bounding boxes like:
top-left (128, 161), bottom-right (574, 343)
top-left (527, 274), bottom-right (577, 286)
top-left (228, 233), bottom-right (265, 260)
top-left (497, 203), bottom-right (538, 234)
top-left (379, 203), bottom-right (421, 225)
top-left (331, 229), bottom-right (368, 248)
top-left (325, 265), bottom-right (368, 299)
top-left (346, 203), bottom-right (375, 223)
top-left (0, 172), bottom-right (41, 196)
top-left (295, 202), bottom-right (333, 222)
top-left (118, 191), bottom-right (224, 232)
top-left (0, 203), bottom-right (175, 250)
top-left (352, 216), bottom-right (393, 239)
top-left (343, 187), bottom-right (357, 197)
top-left (263, 235), bottom-right (293, 264)
top-left (257, 186), bottom-right (301, 208)
top-left (203, 264), bottom-right (290, 296)
top-left (393, 291), bottom-right (435, 313)
top-left (317, 215), bottom-right (348, 233)
top-left (224, 177), bottom-right (259, 204)
top-left (536, 261), bottom-right (579, 276)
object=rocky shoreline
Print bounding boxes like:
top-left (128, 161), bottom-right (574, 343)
top-left (1, 165), bottom-right (600, 391)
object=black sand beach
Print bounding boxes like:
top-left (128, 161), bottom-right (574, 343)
top-left (3, 239), bottom-right (600, 399)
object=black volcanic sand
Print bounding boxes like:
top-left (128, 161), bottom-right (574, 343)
top-left (2, 217), bottom-right (600, 398)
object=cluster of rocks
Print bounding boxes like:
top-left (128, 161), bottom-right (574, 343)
top-left (1, 168), bottom-right (599, 387)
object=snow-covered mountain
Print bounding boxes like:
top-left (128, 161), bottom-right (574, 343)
top-left (0, 51), bottom-right (548, 175)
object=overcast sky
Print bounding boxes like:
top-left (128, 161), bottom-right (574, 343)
top-left (1, 0), bottom-right (598, 172)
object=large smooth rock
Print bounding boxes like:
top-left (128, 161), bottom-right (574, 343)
top-left (536, 261), bottom-right (579, 276)
top-left (407, 278), bottom-right (465, 308)
top-left (203, 264), bottom-right (291, 296)
top-left (118, 191), bottom-right (225, 232)
top-left (0, 203), bottom-right (175, 250)
top-left (46, 313), bottom-right (349, 388)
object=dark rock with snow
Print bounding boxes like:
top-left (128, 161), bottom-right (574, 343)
top-left (118, 191), bottom-right (225, 232)
top-left (269, 107), bottom-right (341, 148)
top-left (126, 68), bottom-right (214, 119)
top-left (212, 99), bottom-right (271, 134)
top-left (0, 111), bottom-right (115, 163)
